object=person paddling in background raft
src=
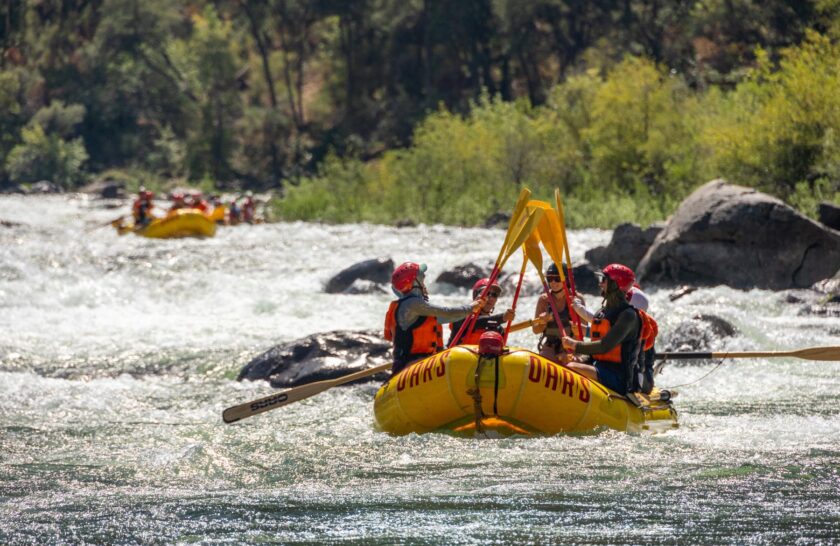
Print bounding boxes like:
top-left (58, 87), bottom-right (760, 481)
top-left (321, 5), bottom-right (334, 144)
top-left (447, 278), bottom-right (515, 347)
top-left (531, 262), bottom-right (577, 363)
top-left (384, 262), bottom-right (486, 376)
top-left (131, 188), bottom-right (155, 226)
top-left (561, 264), bottom-right (647, 397)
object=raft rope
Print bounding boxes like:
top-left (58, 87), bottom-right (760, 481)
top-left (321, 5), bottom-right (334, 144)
top-left (468, 358), bottom-right (485, 435)
top-left (663, 357), bottom-right (726, 389)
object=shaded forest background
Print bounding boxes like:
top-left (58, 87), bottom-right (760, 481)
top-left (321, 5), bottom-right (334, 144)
top-left (2, 0), bottom-right (840, 227)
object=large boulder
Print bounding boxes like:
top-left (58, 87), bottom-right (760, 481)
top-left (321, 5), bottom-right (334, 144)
top-left (638, 180), bottom-right (840, 289)
top-left (324, 258), bottom-right (394, 294)
top-left (585, 222), bottom-right (664, 271)
top-left (818, 202), bottom-right (840, 231)
top-left (435, 262), bottom-right (491, 289)
top-left (237, 330), bottom-right (391, 387)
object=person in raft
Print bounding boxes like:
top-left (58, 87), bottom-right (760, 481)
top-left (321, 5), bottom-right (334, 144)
top-left (447, 278), bottom-right (515, 347)
top-left (562, 263), bottom-right (654, 397)
top-left (567, 265), bottom-right (659, 395)
top-left (131, 188), bottom-right (155, 226)
top-left (385, 262), bottom-right (485, 376)
top-left (531, 262), bottom-right (576, 363)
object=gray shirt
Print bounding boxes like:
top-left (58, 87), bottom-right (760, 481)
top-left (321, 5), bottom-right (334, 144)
top-left (396, 291), bottom-right (472, 330)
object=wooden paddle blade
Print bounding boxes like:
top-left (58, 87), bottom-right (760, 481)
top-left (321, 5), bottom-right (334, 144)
top-left (655, 346), bottom-right (840, 362)
top-left (222, 363), bottom-right (392, 424)
top-left (790, 346), bottom-right (840, 361)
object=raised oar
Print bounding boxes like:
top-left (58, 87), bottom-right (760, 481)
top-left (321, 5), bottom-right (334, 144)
top-left (223, 363), bottom-right (392, 424)
top-left (523, 230), bottom-right (568, 339)
top-left (503, 254), bottom-right (529, 342)
top-left (554, 189), bottom-right (583, 338)
top-left (452, 207), bottom-right (544, 346)
top-left (654, 347), bottom-right (840, 361)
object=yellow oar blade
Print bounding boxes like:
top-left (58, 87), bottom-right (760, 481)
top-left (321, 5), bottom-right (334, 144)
top-left (499, 207), bottom-right (544, 270)
top-left (555, 188), bottom-right (574, 270)
top-left (495, 188), bottom-right (532, 267)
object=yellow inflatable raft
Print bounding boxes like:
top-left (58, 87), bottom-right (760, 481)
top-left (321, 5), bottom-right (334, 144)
top-left (374, 346), bottom-right (677, 436)
top-left (114, 208), bottom-right (217, 239)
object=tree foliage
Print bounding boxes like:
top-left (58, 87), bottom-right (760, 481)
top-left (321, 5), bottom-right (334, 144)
top-left (0, 1), bottom-right (838, 225)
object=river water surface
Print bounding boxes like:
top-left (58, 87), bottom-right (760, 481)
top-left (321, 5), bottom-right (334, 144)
top-left (1, 195), bottom-right (838, 544)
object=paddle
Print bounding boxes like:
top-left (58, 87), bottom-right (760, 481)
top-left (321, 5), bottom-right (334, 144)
top-left (654, 347), bottom-right (840, 361)
top-left (222, 363), bottom-right (393, 424)
top-left (508, 318), bottom-right (536, 333)
top-left (522, 229), bottom-right (568, 339)
top-left (451, 207), bottom-right (544, 346)
top-left (502, 254), bottom-right (528, 342)
top-left (553, 189), bottom-right (583, 337)
top-left (528, 199), bottom-right (582, 338)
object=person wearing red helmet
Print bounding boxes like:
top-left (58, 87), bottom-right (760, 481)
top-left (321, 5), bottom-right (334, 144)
top-left (131, 187), bottom-right (155, 226)
top-left (561, 263), bottom-right (643, 396)
top-left (384, 262), bottom-right (485, 375)
top-left (447, 278), bottom-right (515, 346)
top-left (532, 262), bottom-right (577, 363)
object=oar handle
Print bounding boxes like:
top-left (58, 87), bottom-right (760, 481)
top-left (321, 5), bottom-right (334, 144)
top-left (508, 319), bottom-right (535, 333)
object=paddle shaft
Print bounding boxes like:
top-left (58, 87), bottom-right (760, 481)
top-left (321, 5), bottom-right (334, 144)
top-left (655, 347), bottom-right (840, 361)
top-left (222, 363), bottom-right (392, 424)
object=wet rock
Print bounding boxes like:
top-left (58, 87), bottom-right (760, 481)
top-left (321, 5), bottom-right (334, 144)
top-left (0, 219), bottom-right (22, 228)
top-left (29, 181), bottom-right (62, 193)
top-left (237, 330), bottom-right (391, 386)
top-left (570, 262), bottom-right (601, 295)
top-left (668, 285), bottom-right (698, 302)
top-left (818, 202), bottom-right (840, 231)
top-left (661, 314), bottom-right (738, 353)
top-left (638, 180), bottom-right (840, 290)
top-left (344, 279), bottom-right (389, 295)
top-left (325, 258), bottom-right (394, 294)
top-left (435, 262), bottom-right (491, 289)
top-left (81, 179), bottom-right (125, 199)
top-left (394, 218), bottom-right (416, 228)
top-left (585, 222), bottom-right (664, 270)
top-left (0, 184), bottom-right (26, 194)
top-left (484, 212), bottom-right (511, 229)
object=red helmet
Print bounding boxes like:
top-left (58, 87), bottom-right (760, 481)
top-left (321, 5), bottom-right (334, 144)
top-left (471, 277), bottom-right (500, 299)
top-left (392, 262), bottom-right (426, 294)
top-left (142, 190), bottom-right (154, 200)
top-left (602, 263), bottom-right (636, 293)
top-left (478, 331), bottom-right (505, 356)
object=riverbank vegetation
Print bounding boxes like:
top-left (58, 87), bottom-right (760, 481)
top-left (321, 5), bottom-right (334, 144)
top-left (1, 1), bottom-right (839, 227)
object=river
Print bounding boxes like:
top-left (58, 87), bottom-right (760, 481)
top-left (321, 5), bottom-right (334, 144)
top-left (1, 194), bottom-right (838, 544)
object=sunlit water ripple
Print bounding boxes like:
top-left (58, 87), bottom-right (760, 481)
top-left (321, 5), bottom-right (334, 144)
top-left (1, 195), bottom-right (838, 544)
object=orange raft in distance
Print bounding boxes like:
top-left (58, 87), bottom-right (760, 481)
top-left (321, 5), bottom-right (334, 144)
top-left (373, 345), bottom-right (678, 436)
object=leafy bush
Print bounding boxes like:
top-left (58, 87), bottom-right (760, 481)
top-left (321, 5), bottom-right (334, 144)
top-left (7, 124), bottom-right (89, 189)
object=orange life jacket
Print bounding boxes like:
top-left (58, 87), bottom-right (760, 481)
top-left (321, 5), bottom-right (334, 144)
top-left (638, 309), bottom-right (658, 351)
top-left (589, 304), bottom-right (641, 363)
top-left (384, 298), bottom-right (443, 366)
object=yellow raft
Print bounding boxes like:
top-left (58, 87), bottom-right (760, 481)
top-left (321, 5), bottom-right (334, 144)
top-left (114, 208), bottom-right (217, 239)
top-left (374, 346), bottom-right (677, 436)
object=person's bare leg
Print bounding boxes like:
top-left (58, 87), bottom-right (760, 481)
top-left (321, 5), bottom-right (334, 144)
top-left (566, 361), bottom-right (598, 382)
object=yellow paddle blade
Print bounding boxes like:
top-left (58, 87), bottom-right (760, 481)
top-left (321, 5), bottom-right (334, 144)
top-left (500, 207), bottom-right (544, 270)
top-left (496, 188), bottom-right (532, 268)
top-left (526, 200), bottom-right (567, 281)
top-left (554, 188), bottom-right (574, 270)
top-left (523, 230), bottom-right (543, 272)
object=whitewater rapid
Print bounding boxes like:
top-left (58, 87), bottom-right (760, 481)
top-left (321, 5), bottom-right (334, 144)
top-left (1, 194), bottom-right (838, 544)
